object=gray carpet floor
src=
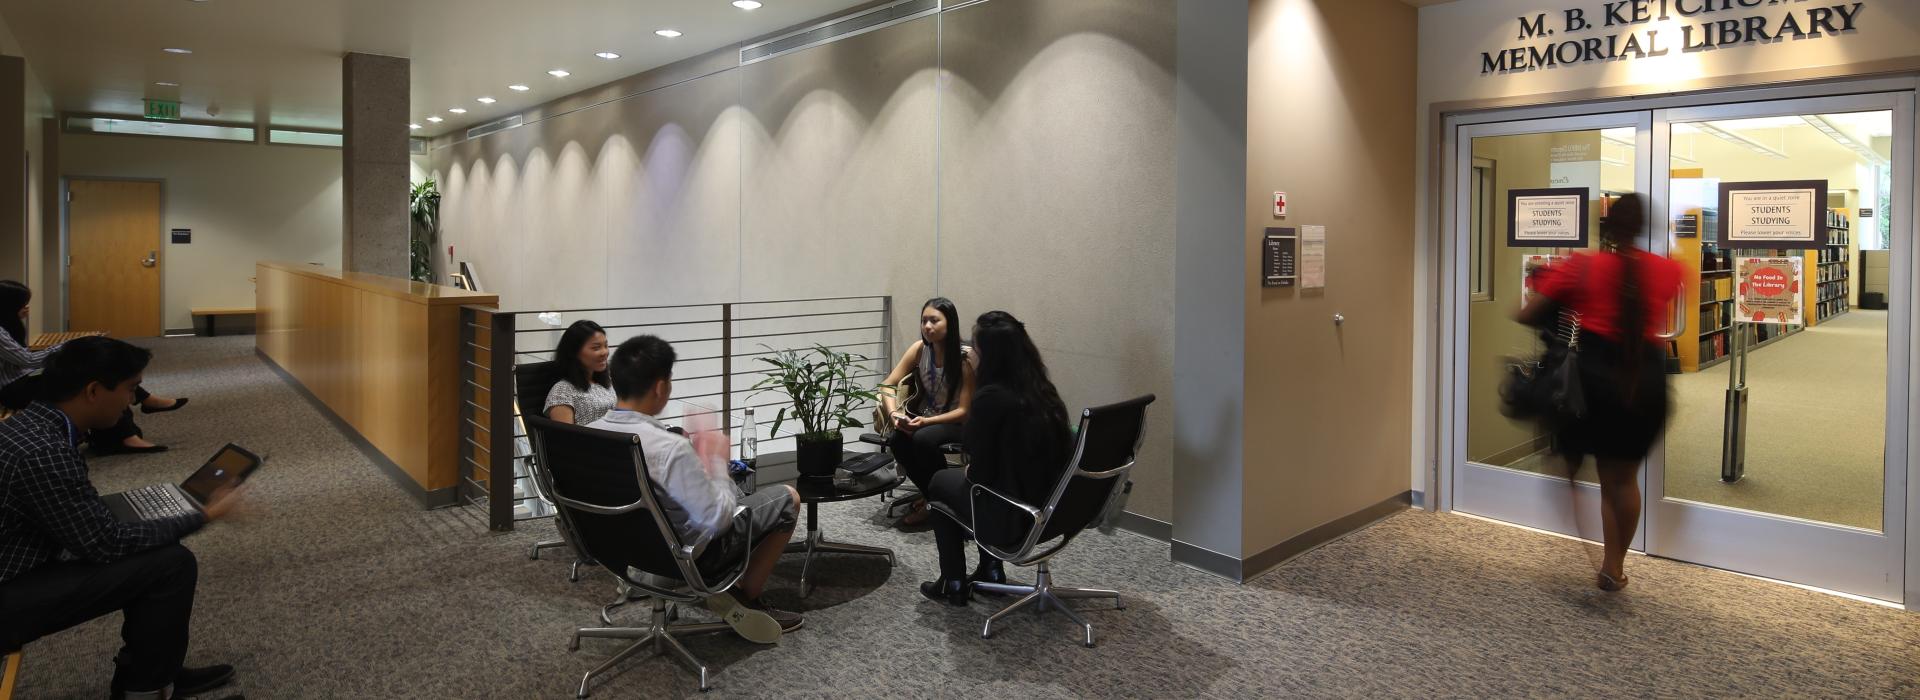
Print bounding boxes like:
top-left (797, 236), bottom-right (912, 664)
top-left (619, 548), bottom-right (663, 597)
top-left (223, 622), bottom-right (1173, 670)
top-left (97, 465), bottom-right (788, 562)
top-left (13, 336), bottom-right (1919, 698)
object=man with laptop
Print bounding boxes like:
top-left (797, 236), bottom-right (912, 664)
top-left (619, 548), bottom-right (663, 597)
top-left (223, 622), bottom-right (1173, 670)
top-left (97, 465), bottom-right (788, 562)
top-left (0, 337), bottom-right (249, 699)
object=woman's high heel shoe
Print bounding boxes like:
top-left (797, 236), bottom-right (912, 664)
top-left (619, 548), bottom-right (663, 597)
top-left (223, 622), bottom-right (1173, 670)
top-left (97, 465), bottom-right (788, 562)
top-left (1597, 570), bottom-right (1630, 591)
top-left (140, 397), bottom-right (189, 414)
top-left (919, 576), bottom-right (970, 607)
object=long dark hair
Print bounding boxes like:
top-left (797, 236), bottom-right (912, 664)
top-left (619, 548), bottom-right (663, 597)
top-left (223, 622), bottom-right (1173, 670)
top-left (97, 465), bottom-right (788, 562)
top-left (1603, 193), bottom-right (1650, 376)
top-left (553, 320), bottom-right (610, 391)
top-left (0, 281), bottom-right (29, 345)
top-left (923, 297), bottom-right (965, 402)
top-left (972, 311), bottom-right (1069, 440)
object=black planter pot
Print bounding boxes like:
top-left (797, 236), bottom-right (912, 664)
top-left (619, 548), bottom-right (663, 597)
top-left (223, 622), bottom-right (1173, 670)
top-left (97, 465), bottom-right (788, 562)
top-left (795, 432), bottom-right (844, 478)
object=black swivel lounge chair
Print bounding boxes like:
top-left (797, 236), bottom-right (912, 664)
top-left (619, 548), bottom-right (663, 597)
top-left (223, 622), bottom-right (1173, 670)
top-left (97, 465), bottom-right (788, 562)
top-left (526, 415), bottom-right (758, 696)
top-left (932, 394), bottom-right (1155, 648)
top-left (513, 361), bottom-right (591, 581)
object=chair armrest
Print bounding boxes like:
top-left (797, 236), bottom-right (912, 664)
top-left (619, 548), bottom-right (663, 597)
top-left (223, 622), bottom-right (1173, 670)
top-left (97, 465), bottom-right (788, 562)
top-left (939, 443), bottom-right (964, 455)
top-left (859, 433), bottom-right (888, 446)
top-left (970, 483), bottom-right (1041, 518)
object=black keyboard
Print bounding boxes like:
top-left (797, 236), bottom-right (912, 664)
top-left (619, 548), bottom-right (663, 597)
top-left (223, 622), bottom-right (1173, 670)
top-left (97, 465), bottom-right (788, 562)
top-left (839, 452), bottom-right (894, 476)
top-left (126, 486), bottom-right (195, 520)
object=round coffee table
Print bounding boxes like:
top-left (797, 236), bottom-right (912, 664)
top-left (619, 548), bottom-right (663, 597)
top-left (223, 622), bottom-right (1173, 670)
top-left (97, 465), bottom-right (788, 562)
top-left (752, 451), bottom-right (903, 597)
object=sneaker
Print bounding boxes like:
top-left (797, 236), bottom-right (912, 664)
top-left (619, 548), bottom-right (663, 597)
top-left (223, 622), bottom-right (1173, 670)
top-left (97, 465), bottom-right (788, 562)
top-left (743, 598), bottom-right (804, 634)
top-left (703, 591), bottom-right (782, 644)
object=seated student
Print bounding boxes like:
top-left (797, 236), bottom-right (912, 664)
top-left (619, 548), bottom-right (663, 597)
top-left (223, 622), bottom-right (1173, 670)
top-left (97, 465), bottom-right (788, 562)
top-left (878, 297), bottom-right (975, 526)
top-left (920, 311), bottom-right (1073, 606)
top-left (586, 335), bottom-right (805, 643)
top-left (0, 336), bottom-right (243, 699)
top-left (544, 320), bottom-right (614, 425)
top-left (0, 281), bottom-right (186, 454)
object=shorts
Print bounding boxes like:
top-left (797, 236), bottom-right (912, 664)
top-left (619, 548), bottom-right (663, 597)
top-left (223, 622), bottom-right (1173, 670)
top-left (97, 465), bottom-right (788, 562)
top-left (694, 486), bottom-right (797, 580)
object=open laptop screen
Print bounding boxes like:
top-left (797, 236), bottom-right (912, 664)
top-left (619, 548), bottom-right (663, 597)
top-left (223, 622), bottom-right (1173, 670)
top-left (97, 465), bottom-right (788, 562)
top-left (179, 444), bottom-right (262, 505)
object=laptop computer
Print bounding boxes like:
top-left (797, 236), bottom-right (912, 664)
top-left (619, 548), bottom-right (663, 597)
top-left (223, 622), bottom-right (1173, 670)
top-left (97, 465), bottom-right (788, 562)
top-left (103, 443), bottom-right (263, 523)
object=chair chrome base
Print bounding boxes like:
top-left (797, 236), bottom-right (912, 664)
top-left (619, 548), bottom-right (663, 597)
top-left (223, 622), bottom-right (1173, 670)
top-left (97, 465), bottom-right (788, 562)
top-left (972, 560), bottom-right (1122, 648)
top-left (529, 539), bottom-right (589, 582)
top-left (569, 598), bottom-right (731, 696)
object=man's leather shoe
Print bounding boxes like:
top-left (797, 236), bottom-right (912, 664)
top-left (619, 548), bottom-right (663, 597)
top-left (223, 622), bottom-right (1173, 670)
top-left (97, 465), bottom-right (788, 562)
top-left (174, 664), bottom-right (237, 696)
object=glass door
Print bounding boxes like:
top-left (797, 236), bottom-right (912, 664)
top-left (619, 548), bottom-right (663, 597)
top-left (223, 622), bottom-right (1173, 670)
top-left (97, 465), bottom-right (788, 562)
top-left (1450, 112), bottom-right (1653, 540)
top-left (1646, 94), bottom-right (1911, 602)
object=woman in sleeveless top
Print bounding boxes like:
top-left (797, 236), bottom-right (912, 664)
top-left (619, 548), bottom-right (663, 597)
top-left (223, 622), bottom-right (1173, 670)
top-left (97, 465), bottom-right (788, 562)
top-left (544, 320), bottom-right (615, 425)
top-left (1519, 193), bottom-right (1682, 591)
top-left (880, 298), bottom-right (976, 527)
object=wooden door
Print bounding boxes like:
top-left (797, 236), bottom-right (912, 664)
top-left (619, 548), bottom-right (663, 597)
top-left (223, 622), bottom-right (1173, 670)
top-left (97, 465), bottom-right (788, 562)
top-left (68, 179), bottom-right (161, 337)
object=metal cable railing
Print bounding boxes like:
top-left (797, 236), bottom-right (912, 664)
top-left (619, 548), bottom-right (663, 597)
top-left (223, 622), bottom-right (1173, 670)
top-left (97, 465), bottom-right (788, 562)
top-left (457, 296), bottom-right (893, 531)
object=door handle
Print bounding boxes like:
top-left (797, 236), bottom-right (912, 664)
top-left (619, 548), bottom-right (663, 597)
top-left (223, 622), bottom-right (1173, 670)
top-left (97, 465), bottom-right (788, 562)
top-left (1655, 283), bottom-right (1687, 340)
top-left (141, 251), bottom-right (156, 268)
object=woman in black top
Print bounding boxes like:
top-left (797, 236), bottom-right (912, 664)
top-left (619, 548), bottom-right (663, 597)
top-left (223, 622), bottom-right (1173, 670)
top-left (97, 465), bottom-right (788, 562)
top-left (920, 311), bottom-right (1072, 606)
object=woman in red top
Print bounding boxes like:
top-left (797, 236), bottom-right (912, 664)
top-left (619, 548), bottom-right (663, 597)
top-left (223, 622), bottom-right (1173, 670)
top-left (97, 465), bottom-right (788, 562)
top-left (1519, 193), bottom-right (1682, 592)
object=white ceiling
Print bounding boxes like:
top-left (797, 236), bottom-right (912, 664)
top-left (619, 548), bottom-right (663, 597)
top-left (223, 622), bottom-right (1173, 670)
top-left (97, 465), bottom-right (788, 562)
top-left (0, 0), bottom-right (875, 137)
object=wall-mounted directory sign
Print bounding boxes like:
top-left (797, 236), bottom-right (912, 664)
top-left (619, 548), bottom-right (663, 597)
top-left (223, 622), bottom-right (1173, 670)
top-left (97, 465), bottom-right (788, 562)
top-left (1262, 227), bottom-right (1296, 288)
top-left (1736, 256), bottom-right (1803, 325)
top-left (1719, 180), bottom-right (1827, 249)
top-left (1507, 187), bottom-right (1588, 247)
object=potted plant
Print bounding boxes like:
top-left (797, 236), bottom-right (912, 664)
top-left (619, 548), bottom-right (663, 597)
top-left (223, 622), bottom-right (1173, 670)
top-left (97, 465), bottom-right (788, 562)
top-left (750, 344), bottom-right (878, 477)
top-left (408, 179), bottom-right (441, 283)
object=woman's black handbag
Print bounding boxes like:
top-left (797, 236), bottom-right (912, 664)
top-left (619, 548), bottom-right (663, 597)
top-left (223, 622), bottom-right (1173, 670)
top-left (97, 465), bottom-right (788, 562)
top-left (1500, 308), bottom-right (1587, 425)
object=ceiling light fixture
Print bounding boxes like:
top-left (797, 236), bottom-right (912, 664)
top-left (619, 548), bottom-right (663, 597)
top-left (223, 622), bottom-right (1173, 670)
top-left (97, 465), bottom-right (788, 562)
top-left (508, 84), bottom-right (530, 92)
top-left (162, 47), bottom-right (193, 54)
top-left (155, 81), bottom-right (179, 87)
top-left (733, 0), bottom-right (763, 8)
top-left (595, 52), bottom-right (621, 59)
top-left (548, 69), bottom-right (570, 77)
top-left (410, 123), bottom-right (422, 130)
top-left (476, 97), bottom-right (496, 104)
top-left (655, 29), bottom-right (682, 38)
top-left (426, 116), bottom-right (443, 123)
top-left (448, 107), bottom-right (467, 114)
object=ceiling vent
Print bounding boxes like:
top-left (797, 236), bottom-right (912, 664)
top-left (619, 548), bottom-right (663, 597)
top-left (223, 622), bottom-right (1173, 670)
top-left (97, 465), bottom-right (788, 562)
top-left (466, 115), bottom-right (523, 140)
top-left (408, 137), bottom-right (429, 155)
top-left (739, 0), bottom-right (940, 65)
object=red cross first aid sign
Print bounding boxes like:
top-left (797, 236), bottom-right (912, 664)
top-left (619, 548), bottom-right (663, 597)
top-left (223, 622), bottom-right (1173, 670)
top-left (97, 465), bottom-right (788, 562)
top-left (1273, 192), bottom-right (1287, 218)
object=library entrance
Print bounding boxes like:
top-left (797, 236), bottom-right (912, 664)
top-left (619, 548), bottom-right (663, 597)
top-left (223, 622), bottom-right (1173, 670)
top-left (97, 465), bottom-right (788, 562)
top-left (1445, 90), bottom-right (1912, 603)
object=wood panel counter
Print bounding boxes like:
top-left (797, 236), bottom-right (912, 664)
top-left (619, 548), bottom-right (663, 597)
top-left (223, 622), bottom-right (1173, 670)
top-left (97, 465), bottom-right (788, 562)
top-left (256, 262), bottom-right (498, 504)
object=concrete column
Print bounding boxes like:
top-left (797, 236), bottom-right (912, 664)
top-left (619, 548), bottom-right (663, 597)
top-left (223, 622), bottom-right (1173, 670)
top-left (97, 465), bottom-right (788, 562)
top-left (1170, 0), bottom-right (1250, 578)
top-left (341, 52), bottom-right (410, 278)
top-left (0, 55), bottom-right (24, 282)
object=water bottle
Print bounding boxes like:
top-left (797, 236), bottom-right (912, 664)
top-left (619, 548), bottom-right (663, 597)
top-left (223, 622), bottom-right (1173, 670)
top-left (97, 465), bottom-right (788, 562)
top-left (741, 408), bottom-right (758, 468)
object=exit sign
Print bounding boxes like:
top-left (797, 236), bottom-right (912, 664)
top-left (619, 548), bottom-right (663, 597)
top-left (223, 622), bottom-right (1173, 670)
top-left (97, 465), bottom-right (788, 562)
top-left (143, 99), bottom-right (181, 120)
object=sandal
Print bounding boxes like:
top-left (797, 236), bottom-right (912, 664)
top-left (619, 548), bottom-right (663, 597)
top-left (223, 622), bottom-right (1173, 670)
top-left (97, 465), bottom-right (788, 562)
top-left (1597, 570), bottom-right (1630, 591)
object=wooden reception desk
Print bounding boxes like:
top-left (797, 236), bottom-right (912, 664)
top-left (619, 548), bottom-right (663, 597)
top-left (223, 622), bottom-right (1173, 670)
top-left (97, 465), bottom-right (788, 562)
top-left (256, 262), bottom-right (498, 505)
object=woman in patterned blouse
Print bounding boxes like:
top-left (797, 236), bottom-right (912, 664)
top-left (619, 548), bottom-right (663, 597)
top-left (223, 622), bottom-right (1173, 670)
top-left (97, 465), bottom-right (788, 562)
top-left (544, 320), bottom-right (615, 425)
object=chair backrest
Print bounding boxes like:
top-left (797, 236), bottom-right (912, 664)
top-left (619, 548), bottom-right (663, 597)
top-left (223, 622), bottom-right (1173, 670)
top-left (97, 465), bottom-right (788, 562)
top-left (525, 415), bottom-right (741, 596)
top-left (513, 360), bottom-right (561, 422)
top-left (1033, 394), bottom-right (1155, 545)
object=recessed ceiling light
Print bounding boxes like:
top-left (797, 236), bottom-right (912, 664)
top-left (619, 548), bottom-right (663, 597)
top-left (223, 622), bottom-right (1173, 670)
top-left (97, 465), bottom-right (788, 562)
top-left (476, 96), bottom-right (496, 104)
top-left (595, 51), bottom-right (621, 59)
top-left (409, 123), bottom-right (422, 130)
top-left (447, 107), bottom-right (467, 114)
top-left (155, 81), bottom-right (179, 87)
top-left (507, 85), bottom-right (530, 92)
top-left (426, 116), bottom-right (443, 123)
top-left (162, 47), bottom-right (192, 54)
top-left (548, 69), bottom-right (570, 78)
top-left (733, 0), bottom-right (762, 8)
top-left (654, 29), bottom-right (682, 38)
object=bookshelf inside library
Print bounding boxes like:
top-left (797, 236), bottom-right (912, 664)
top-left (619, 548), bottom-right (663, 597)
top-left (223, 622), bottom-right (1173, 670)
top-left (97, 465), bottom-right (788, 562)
top-left (1669, 205), bottom-right (1856, 373)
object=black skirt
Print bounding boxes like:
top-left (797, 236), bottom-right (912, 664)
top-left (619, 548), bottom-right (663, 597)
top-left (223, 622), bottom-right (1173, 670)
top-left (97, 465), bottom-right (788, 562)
top-left (1554, 334), bottom-right (1671, 462)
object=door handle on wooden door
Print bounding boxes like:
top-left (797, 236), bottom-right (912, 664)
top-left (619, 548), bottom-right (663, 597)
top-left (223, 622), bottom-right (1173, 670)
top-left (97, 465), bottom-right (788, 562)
top-left (141, 251), bottom-right (156, 268)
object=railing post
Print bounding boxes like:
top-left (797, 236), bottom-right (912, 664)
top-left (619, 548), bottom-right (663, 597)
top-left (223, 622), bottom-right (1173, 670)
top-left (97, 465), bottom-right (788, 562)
top-left (721, 303), bottom-right (733, 435)
top-left (881, 295), bottom-right (893, 375)
top-left (488, 311), bottom-right (517, 531)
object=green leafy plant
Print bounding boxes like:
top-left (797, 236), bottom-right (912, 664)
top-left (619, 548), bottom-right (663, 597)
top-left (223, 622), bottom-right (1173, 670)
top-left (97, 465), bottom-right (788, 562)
top-left (408, 179), bottom-right (441, 283)
top-left (749, 344), bottom-right (878, 443)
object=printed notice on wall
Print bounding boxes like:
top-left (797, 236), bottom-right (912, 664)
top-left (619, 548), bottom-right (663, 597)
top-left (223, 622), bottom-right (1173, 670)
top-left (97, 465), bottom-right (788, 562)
top-left (1719, 180), bottom-right (1827, 249)
top-left (1520, 254), bottom-right (1567, 312)
top-left (1300, 225), bottom-right (1326, 289)
top-left (1736, 256), bottom-right (1803, 326)
top-left (1507, 187), bottom-right (1589, 247)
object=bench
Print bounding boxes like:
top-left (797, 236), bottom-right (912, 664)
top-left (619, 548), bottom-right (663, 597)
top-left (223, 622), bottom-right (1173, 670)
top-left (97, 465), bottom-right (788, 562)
top-left (28, 330), bottom-right (105, 350)
top-left (190, 307), bottom-right (256, 337)
top-left (1, 649), bottom-right (20, 700)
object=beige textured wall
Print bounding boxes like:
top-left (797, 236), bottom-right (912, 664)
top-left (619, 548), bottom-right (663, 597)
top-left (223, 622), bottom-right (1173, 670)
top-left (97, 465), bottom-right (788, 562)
top-left (60, 134), bottom-right (344, 330)
top-left (1243, 0), bottom-right (1416, 554)
top-left (430, 1), bottom-right (1179, 520)
top-left (936, 0), bottom-right (1176, 520)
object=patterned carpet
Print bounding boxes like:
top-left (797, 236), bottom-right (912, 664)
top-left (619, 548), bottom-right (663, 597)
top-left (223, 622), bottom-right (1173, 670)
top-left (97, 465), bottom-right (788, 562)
top-left (12, 336), bottom-right (1918, 698)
